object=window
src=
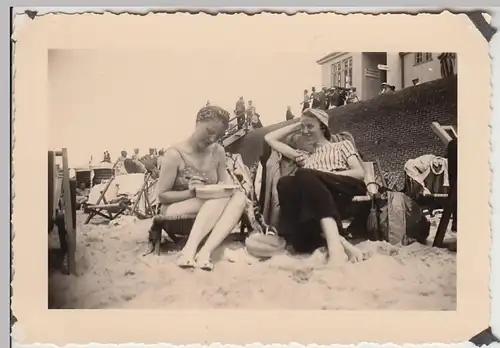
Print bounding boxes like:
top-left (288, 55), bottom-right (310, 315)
top-left (415, 52), bottom-right (433, 65)
top-left (342, 58), bottom-right (353, 87)
top-left (331, 58), bottom-right (353, 88)
top-left (331, 62), bottom-right (342, 87)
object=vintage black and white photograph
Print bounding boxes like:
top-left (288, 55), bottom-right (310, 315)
top-left (47, 44), bottom-right (459, 310)
top-left (10, 10), bottom-right (493, 345)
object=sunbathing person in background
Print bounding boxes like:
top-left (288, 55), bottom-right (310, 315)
top-left (149, 105), bottom-right (247, 271)
top-left (75, 182), bottom-right (90, 209)
top-left (264, 108), bottom-right (369, 265)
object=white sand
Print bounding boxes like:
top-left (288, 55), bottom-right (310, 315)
top-left (49, 213), bottom-right (456, 310)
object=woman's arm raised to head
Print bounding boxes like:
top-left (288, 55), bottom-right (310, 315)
top-left (156, 149), bottom-right (195, 204)
top-left (264, 119), bottom-right (303, 160)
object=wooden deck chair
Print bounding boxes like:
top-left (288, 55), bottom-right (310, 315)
top-left (342, 160), bottom-right (386, 240)
top-left (430, 122), bottom-right (458, 248)
top-left (84, 176), bottom-right (128, 224)
top-left (404, 167), bottom-right (450, 220)
top-left (85, 172), bottom-right (157, 224)
top-left (401, 122), bottom-right (456, 207)
top-left (48, 149), bottom-right (77, 275)
top-left (352, 161), bottom-right (383, 202)
top-left (129, 173), bottom-right (157, 219)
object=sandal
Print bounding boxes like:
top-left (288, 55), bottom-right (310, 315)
top-left (176, 254), bottom-right (196, 269)
top-left (265, 226), bottom-right (278, 236)
top-left (196, 257), bottom-right (214, 272)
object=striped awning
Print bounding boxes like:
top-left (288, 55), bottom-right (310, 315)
top-left (438, 52), bottom-right (456, 77)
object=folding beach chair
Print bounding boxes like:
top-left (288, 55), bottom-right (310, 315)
top-left (84, 176), bottom-right (128, 224)
top-left (84, 172), bottom-right (157, 224)
top-left (129, 172), bottom-right (157, 219)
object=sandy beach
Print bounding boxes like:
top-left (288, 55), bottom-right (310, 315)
top-left (48, 212), bottom-right (456, 310)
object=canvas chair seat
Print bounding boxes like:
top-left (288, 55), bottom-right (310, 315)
top-left (84, 173), bottom-right (157, 224)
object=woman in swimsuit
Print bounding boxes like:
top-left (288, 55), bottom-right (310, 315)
top-left (148, 105), bottom-right (247, 271)
top-left (265, 108), bottom-right (369, 265)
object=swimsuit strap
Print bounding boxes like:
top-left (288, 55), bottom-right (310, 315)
top-left (170, 147), bottom-right (193, 168)
top-left (171, 145), bottom-right (219, 170)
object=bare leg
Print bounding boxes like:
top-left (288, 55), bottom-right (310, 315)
top-left (320, 217), bottom-right (369, 264)
top-left (179, 197), bottom-right (231, 262)
top-left (195, 191), bottom-right (247, 269)
top-left (320, 217), bottom-right (348, 265)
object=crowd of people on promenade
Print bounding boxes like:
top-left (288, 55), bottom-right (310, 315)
top-left (233, 97), bottom-right (264, 131)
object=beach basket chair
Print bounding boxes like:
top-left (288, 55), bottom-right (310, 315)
top-left (92, 163), bottom-right (114, 186)
top-left (48, 149), bottom-right (77, 275)
top-left (74, 167), bottom-right (92, 188)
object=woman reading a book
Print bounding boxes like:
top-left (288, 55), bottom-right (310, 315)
top-left (146, 105), bottom-right (247, 271)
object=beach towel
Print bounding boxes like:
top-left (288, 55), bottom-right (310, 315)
top-left (404, 154), bottom-right (449, 196)
top-left (226, 153), bottom-right (273, 235)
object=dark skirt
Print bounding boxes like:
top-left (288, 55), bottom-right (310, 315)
top-left (302, 102), bottom-right (310, 111)
top-left (277, 168), bottom-right (366, 253)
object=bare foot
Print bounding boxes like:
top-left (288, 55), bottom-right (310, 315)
top-left (327, 247), bottom-right (348, 266)
top-left (345, 246), bottom-right (371, 263)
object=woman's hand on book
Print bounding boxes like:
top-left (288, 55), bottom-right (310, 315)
top-left (188, 176), bottom-right (205, 192)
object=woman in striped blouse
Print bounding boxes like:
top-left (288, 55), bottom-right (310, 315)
top-left (264, 108), bottom-right (369, 265)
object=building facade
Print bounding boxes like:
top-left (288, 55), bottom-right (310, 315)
top-left (316, 52), bottom-right (455, 101)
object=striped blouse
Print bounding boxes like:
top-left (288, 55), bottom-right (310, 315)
top-left (303, 140), bottom-right (358, 173)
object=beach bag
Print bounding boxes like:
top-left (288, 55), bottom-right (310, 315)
top-left (379, 191), bottom-right (430, 245)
